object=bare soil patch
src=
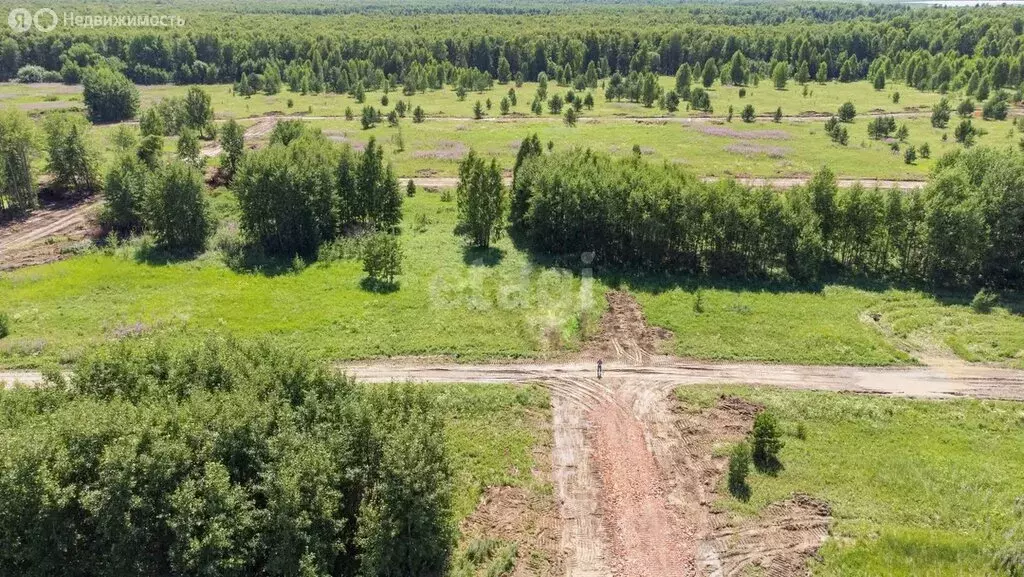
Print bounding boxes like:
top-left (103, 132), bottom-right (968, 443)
top-left (412, 140), bottom-right (469, 160)
top-left (723, 142), bottom-right (789, 158)
top-left (0, 195), bottom-right (101, 270)
top-left (675, 395), bottom-right (832, 577)
top-left (696, 126), bottom-right (790, 140)
top-left (585, 290), bottom-right (673, 364)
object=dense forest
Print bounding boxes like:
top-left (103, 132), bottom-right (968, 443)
top-left (4, 2), bottom-right (1024, 94)
top-left (0, 336), bottom-right (454, 577)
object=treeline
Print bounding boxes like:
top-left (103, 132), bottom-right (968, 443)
top-left (0, 336), bottom-right (453, 577)
top-left (5, 4), bottom-right (1024, 94)
top-left (511, 145), bottom-right (1024, 289)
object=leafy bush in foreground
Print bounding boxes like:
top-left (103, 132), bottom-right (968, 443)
top-left (0, 336), bottom-right (454, 577)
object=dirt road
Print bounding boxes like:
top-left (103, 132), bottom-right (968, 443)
top-left (0, 196), bottom-right (101, 270)
top-left (408, 176), bottom-right (927, 190)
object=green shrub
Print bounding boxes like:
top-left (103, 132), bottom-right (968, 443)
top-left (101, 154), bottom-right (148, 235)
top-left (145, 161), bottom-right (213, 253)
top-left (81, 66), bottom-right (139, 123)
top-left (0, 312), bottom-right (9, 339)
top-left (795, 422), bottom-right (808, 440)
top-left (971, 289), bottom-right (998, 313)
top-left (485, 543), bottom-right (518, 577)
top-left (728, 441), bottom-right (751, 499)
top-left (752, 410), bottom-right (784, 472)
top-left (362, 232), bottom-right (403, 288)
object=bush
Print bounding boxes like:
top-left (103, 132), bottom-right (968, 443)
top-left (82, 66), bottom-right (140, 123)
top-left (955, 119), bottom-right (979, 146)
top-left (0, 336), bottom-right (454, 576)
top-left (175, 127), bottom-right (202, 168)
top-left (0, 311), bottom-right (9, 339)
top-left (903, 146), bottom-right (917, 165)
top-left (741, 104), bottom-right (755, 122)
top-left (931, 98), bottom-right (951, 128)
top-left (269, 119), bottom-right (305, 146)
top-left (837, 101), bottom-right (856, 122)
top-left (983, 91), bottom-right (1010, 121)
top-left (145, 161), bottom-right (213, 253)
top-left (971, 289), bottom-right (998, 313)
top-left (728, 442), bottom-right (751, 499)
top-left (15, 65), bottom-right (48, 83)
top-left (751, 410), bottom-right (784, 472)
top-left (362, 232), bottom-right (403, 288)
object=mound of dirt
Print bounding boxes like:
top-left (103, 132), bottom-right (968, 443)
top-left (586, 290), bottom-right (673, 364)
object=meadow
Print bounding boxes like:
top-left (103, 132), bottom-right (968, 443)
top-left (0, 78), bottom-right (946, 120)
top-left (676, 385), bottom-right (1024, 576)
top-left (0, 191), bottom-right (600, 368)
top-left (8, 77), bottom-right (1016, 180)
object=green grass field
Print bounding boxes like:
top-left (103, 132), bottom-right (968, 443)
top-left (298, 112), bottom-right (1014, 179)
top-left (428, 382), bottom-right (552, 520)
top-left (675, 385), bottom-right (1024, 577)
top-left (0, 192), bottom-right (600, 368)
top-left (8, 77), bottom-right (1015, 180)
top-left (636, 283), bottom-right (1024, 367)
top-left (0, 78), bottom-right (948, 120)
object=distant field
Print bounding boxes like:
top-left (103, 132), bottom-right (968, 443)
top-left (7, 78), bottom-right (1015, 180)
top-left (0, 78), bottom-right (948, 120)
top-left (676, 385), bottom-right (1024, 576)
top-left (297, 112), bottom-right (1014, 179)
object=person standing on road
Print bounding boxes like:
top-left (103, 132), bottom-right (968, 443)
top-left (597, 358), bottom-right (603, 379)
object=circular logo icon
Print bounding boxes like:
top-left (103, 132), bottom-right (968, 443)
top-left (33, 8), bottom-right (57, 32)
top-left (7, 8), bottom-right (32, 33)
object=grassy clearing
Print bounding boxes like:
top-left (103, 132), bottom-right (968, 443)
top-left (279, 108), bottom-right (1012, 180)
top-left (0, 192), bottom-right (600, 368)
top-left (675, 385), bottom-right (1024, 577)
top-left (635, 283), bottom-right (1024, 366)
top-left (0, 78), bottom-right (948, 120)
top-left (9, 78), bottom-right (1009, 179)
top-left (426, 382), bottom-right (552, 521)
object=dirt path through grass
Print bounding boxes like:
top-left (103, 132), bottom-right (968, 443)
top-left (0, 196), bottom-right (100, 270)
top-left (407, 176), bottom-right (927, 190)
